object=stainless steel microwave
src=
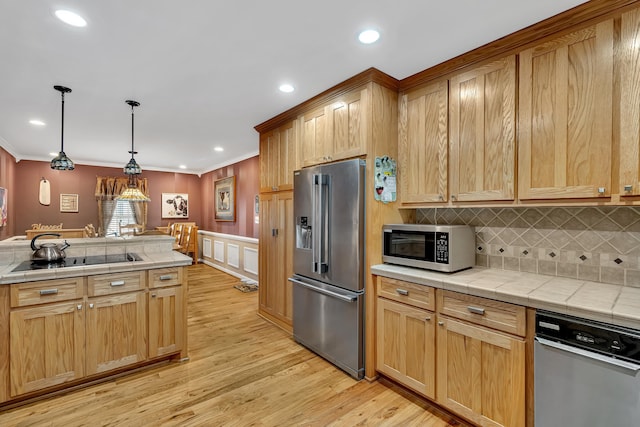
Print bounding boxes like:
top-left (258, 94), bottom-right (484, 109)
top-left (382, 224), bottom-right (475, 272)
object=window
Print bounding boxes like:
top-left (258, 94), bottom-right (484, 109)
top-left (106, 200), bottom-right (137, 236)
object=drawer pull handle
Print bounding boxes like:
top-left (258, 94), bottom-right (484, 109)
top-left (159, 275), bottom-right (173, 281)
top-left (39, 289), bottom-right (58, 296)
top-left (396, 288), bottom-right (409, 296)
top-left (425, 316), bottom-right (432, 321)
top-left (110, 280), bottom-right (125, 287)
top-left (467, 306), bottom-right (485, 315)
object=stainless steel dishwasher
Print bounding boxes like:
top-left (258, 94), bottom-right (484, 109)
top-left (534, 310), bottom-right (640, 427)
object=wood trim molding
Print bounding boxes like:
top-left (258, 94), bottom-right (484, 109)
top-left (399, 0), bottom-right (640, 91)
top-left (254, 68), bottom-right (399, 133)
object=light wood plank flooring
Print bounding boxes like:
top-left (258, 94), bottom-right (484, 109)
top-left (0, 264), bottom-right (468, 426)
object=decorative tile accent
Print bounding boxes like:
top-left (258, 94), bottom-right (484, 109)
top-left (417, 206), bottom-right (640, 287)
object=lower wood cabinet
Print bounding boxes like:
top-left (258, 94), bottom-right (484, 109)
top-left (9, 300), bottom-right (85, 396)
top-left (376, 297), bottom-right (436, 399)
top-left (436, 316), bottom-right (525, 427)
top-left (4, 266), bottom-right (187, 401)
top-left (375, 277), bottom-right (528, 427)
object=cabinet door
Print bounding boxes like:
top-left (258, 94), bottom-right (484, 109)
top-left (620, 9), bottom-right (640, 196)
top-left (86, 292), bottom-right (147, 375)
top-left (259, 121), bottom-right (298, 193)
top-left (450, 56), bottom-right (515, 202)
top-left (149, 286), bottom-right (184, 358)
top-left (519, 21), bottom-right (613, 200)
top-left (376, 298), bottom-right (436, 399)
top-left (258, 191), bottom-right (294, 328)
top-left (328, 87), bottom-right (368, 162)
top-left (10, 301), bottom-right (84, 396)
top-left (399, 81), bottom-right (448, 204)
top-left (301, 106), bottom-right (331, 167)
top-left (436, 316), bottom-right (525, 427)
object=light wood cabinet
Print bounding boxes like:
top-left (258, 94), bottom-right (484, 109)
top-left (9, 300), bottom-right (84, 396)
top-left (148, 267), bottom-right (186, 358)
top-left (258, 190), bottom-right (294, 330)
top-left (376, 297), bottom-right (436, 399)
top-left (518, 20), bottom-right (614, 200)
top-left (301, 87), bottom-right (368, 167)
top-left (86, 291), bottom-right (147, 375)
top-left (260, 120), bottom-right (298, 192)
top-left (436, 290), bottom-right (526, 427)
top-left (449, 56), bottom-right (516, 202)
top-left (6, 266), bottom-right (187, 400)
top-left (398, 80), bottom-right (448, 204)
top-left (620, 9), bottom-right (640, 197)
top-left (436, 316), bottom-right (525, 427)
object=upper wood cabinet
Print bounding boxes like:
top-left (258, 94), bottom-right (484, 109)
top-left (259, 120), bottom-right (297, 193)
top-left (398, 80), bottom-right (448, 204)
top-left (300, 86), bottom-right (369, 167)
top-left (518, 20), bottom-right (614, 200)
top-left (449, 56), bottom-right (516, 202)
top-left (620, 9), bottom-right (640, 197)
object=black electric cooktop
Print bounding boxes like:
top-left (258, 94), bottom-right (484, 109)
top-left (11, 253), bottom-right (142, 272)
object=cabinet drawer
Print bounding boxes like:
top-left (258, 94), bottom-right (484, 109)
top-left (10, 277), bottom-right (84, 308)
top-left (148, 267), bottom-right (183, 288)
top-left (437, 290), bottom-right (526, 337)
top-left (377, 277), bottom-right (435, 311)
top-left (87, 271), bottom-right (145, 296)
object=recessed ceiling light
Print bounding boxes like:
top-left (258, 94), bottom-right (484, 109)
top-left (49, 152), bottom-right (58, 157)
top-left (358, 29), bottom-right (380, 44)
top-left (55, 10), bottom-right (87, 27)
top-left (279, 84), bottom-right (295, 93)
top-left (214, 147), bottom-right (224, 152)
top-left (179, 165), bottom-right (187, 169)
top-left (29, 119), bottom-right (45, 126)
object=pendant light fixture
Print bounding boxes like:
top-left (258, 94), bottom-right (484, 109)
top-left (50, 85), bottom-right (75, 170)
top-left (117, 100), bottom-right (150, 202)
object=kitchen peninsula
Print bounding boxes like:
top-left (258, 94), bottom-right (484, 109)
top-left (0, 235), bottom-right (192, 406)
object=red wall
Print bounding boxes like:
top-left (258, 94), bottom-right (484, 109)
top-left (200, 156), bottom-right (259, 239)
top-left (13, 161), bottom-right (202, 235)
top-left (0, 147), bottom-right (17, 239)
top-left (2, 155), bottom-right (259, 239)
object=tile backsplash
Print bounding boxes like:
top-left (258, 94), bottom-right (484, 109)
top-left (416, 206), bottom-right (640, 287)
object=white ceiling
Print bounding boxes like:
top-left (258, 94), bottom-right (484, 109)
top-left (0, 0), bottom-right (588, 175)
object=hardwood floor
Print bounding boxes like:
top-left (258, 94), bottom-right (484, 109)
top-left (0, 264), bottom-right (467, 426)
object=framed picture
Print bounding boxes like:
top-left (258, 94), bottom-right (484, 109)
top-left (162, 193), bottom-right (189, 218)
top-left (60, 193), bottom-right (78, 213)
top-left (214, 176), bottom-right (236, 221)
top-left (0, 187), bottom-right (7, 226)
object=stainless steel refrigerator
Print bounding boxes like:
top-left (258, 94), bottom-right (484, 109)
top-left (288, 158), bottom-right (365, 379)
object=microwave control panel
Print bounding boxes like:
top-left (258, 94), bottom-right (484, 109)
top-left (435, 232), bottom-right (449, 264)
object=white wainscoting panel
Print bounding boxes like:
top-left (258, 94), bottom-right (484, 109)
top-left (213, 240), bottom-right (225, 263)
top-left (227, 244), bottom-right (240, 268)
top-left (202, 238), bottom-right (212, 258)
top-left (244, 247), bottom-right (258, 275)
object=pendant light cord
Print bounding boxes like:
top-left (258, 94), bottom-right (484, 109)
top-left (60, 91), bottom-right (65, 152)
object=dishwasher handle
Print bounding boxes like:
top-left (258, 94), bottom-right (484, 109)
top-left (535, 336), bottom-right (640, 373)
top-left (288, 277), bottom-right (357, 303)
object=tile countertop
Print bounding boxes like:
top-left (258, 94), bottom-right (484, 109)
top-left (371, 264), bottom-right (640, 331)
top-left (0, 235), bottom-right (193, 285)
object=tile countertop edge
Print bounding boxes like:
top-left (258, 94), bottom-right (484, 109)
top-left (0, 252), bottom-right (193, 285)
top-left (371, 264), bottom-right (640, 331)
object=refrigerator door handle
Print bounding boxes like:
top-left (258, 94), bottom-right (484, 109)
top-left (288, 277), bottom-right (356, 303)
top-left (313, 174), bottom-right (329, 274)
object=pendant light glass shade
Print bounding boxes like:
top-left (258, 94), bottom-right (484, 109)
top-left (51, 85), bottom-right (75, 170)
top-left (123, 100), bottom-right (142, 175)
top-left (117, 100), bottom-right (149, 202)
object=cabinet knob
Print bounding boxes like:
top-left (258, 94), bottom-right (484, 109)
top-left (89, 303), bottom-right (94, 309)
top-left (151, 293), bottom-right (157, 298)
top-left (77, 304), bottom-right (82, 310)
top-left (438, 194), bottom-right (444, 201)
top-left (438, 321), bottom-right (444, 326)
top-left (598, 187), bottom-right (606, 195)
top-left (624, 185), bottom-right (633, 193)
top-left (451, 194), bottom-right (456, 200)
top-left (425, 316), bottom-right (432, 322)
